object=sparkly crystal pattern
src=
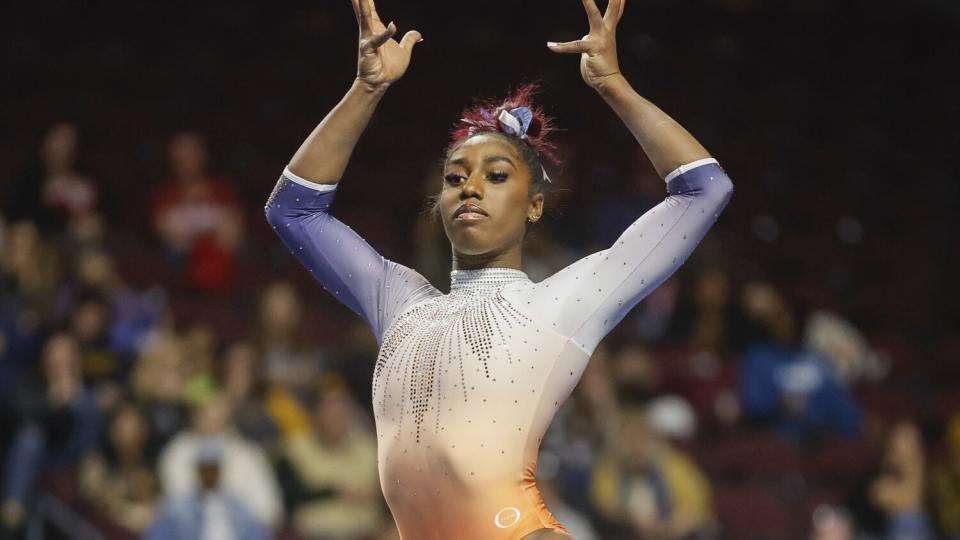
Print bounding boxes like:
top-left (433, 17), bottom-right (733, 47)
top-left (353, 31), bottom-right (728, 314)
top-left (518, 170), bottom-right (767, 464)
top-left (374, 269), bottom-right (534, 442)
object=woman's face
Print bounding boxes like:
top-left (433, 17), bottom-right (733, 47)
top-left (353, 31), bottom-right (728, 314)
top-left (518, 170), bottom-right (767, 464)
top-left (440, 134), bottom-right (543, 257)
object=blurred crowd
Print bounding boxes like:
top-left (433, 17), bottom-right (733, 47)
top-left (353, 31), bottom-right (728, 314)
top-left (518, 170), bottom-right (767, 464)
top-left (2, 1), bottom-right (958, 539)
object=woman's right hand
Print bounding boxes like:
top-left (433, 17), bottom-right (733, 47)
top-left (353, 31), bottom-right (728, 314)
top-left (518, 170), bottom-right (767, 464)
top-left (352, 0), bottom-right (422, 91)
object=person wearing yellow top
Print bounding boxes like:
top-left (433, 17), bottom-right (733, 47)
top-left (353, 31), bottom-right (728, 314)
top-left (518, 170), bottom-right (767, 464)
top-left (590, 406), bottom-right (715, 539)
top-left (282, 381), bottom-right (385, 539)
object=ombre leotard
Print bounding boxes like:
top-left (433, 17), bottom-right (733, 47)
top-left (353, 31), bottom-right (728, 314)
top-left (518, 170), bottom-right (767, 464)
top-left (265, 159), bottom-right (733, 539)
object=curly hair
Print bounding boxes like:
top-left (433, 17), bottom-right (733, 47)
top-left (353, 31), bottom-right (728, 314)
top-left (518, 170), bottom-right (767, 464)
top-left (448, 82), bottom-right (560, 171)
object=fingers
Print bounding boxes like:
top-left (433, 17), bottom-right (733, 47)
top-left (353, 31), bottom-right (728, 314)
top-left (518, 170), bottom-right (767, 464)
top-left (368, 0), bottom-right (384, 25)
top-left (352, 0), bottom-right (387, 34)
top-left (361, 21), bottom-right (396, 51)
top-left (547, 39), bottom-right (593, 54)
top-left (581, 0), bottom-right (603, 30)
top-left (398, 30), bottom-right (423, 50)
top-left (358, 0), bottom-right (373, 32)
top-left (351, 0), bottom-right (368, 31)
top-left (351, 0), bottom-right (360, 24)
top-left (603, 0), bottom-right (625, 25)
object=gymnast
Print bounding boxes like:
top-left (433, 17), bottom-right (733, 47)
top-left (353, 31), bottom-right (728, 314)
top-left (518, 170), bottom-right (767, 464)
top-left (265, 0), bottom-right (733, 537)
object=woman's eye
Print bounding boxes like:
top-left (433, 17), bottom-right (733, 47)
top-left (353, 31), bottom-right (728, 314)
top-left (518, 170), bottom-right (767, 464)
top-left (444, 174), bottom-right (464, 185)
top-left (488, 171), bottom-right (509, 182)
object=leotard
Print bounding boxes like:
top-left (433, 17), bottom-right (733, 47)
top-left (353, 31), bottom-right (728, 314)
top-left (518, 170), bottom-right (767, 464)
top-left (265, 158), bottom-right (733, 539)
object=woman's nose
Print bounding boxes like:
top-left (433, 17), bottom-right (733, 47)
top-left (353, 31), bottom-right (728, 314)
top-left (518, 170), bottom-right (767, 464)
top-left (460, 174), bottom-right (483, 198)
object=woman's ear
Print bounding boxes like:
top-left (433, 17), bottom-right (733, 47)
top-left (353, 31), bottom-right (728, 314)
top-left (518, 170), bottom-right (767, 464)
top-left (527, 192), bottom-right (545, 222)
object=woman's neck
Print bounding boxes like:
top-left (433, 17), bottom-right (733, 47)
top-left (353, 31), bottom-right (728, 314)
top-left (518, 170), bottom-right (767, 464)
top-left (451, 247), bottom-right (523, 271)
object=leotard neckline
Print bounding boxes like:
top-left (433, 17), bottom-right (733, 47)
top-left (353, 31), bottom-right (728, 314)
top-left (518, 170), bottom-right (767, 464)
top-left (449, 267), bottom-right (531, 294)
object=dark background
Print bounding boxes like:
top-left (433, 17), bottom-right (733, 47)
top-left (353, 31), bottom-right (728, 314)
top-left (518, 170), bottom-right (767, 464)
top-left (3, 0), bottom-right (958, 334)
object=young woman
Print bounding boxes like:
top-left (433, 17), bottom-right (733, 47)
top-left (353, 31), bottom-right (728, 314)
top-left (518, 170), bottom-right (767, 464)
top-left (265, 0), bottom-right (733, 538)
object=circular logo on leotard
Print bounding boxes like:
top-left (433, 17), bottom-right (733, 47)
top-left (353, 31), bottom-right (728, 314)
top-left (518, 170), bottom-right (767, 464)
top-left (494, 507), bottom-right (521, 528)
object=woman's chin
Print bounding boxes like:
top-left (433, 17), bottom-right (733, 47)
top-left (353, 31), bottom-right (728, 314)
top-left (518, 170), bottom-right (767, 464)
top-left (450, 238), bottom-right (498, 257)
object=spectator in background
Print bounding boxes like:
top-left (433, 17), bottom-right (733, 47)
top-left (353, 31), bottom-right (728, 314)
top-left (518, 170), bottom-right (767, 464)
top-left (279, 377), bottom-right (383, 539)
top-left (803, 309), bottom-right (888, 385)
top-left (0, 333), bottom-right (103, 534)
top-left (609, 343), bottom-right (663, 404)
top-left (868, 422), bottom-right (933, 540)
top-left (219, 341), bottom-right (282, 449)
top-left (132, 331), bottom-right (189, 457)
top-left (928, 413), bottom-right (960, 539)
top-left (0, 221), bottom-right (57, 401)
top-left (254, 281), bottom-right (324, 399)
top-left (811, 505), bottom-right (855, 540)
top-left (590, 406), bottom-right (716, 540)
top-left (146, 438), bottom-right (269, 540)
top-left (55, 249), bottom-right (164, 364)
top-left (69, 292), bottom-right (120, 388)
top-left (3, 122), bottom-right (103, 238)
top-left (158, 394), bottom-right (283, 529)
top-left (79, 402), bottom-right (159, 535)
top-left (180, 323), bottom-right (219, 404)
top-left (0, 220), bottom-right (60, 319)
top-left (666, 265), bottom-right (743, 355)
top-left (659, 266), bottom-right (744, 433)
top-left (739, 282), bottom-right (862, 444)
top-left (152, 131), bottom-right (243, 294)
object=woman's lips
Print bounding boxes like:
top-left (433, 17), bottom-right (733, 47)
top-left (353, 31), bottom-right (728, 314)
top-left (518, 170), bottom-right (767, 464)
top-left (455, 211), bottom-right (488, 221)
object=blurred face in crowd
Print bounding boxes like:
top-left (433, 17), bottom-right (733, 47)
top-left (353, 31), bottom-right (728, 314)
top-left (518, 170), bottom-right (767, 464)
top-left (741, 282), bottom-right (796, 344)
top-left (260, 281), bottom-right (302, 335)
top-left (70, 298), bottom-right (109, 344)
top-left (110, 404), bottom-right (148, 459)
top-left (42, 122), bottom-right (78, 172)
top-left (439, 134), bottom-right (544, 260)
top-left (193, 397), bottom-right (232, 436)
top-left (182, 324), bottom-right (216, 377)
top-left (223, 342), bottom-right (258, 400)
top-left (76, 251), bottom-right (116, 290)
top-left (314, 387), bottom-right (353, 444)
top-left (695, 267), bottom-right (730, 309)
top-left (5, 221), bottom-right (41, 270)
top-left (811, 505), bottom-right (854, 540)
top-left (43, 333), bottom-right (81, 383)
top-left (612, 345), bottom-right (661, 400)
top-left (617, 409), bottom-right (663, 473)
top-left (77, 251), bottom-right (116, 291)
top-left (168, 132), bottom-right (207, 181)
top-left (886, 421), bottom-right (922, 464)
top-left (140, 333), bottom-right (187, 401)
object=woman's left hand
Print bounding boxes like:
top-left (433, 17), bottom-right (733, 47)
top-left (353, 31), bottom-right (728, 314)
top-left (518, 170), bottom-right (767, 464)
top-left (548, 0), bottom-right (625, 91)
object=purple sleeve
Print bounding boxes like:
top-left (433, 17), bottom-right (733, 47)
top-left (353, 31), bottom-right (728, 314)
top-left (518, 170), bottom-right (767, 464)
top-left (265, 169), bottom-right (440, 345)
top-left (521, 159), bottom-right (734, 354)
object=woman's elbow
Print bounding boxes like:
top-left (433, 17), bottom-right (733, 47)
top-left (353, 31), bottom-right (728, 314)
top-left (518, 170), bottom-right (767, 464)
top-left (705, 172), bottom-right (734, 210)
top-left (264, 201), bottom-right (284, 229)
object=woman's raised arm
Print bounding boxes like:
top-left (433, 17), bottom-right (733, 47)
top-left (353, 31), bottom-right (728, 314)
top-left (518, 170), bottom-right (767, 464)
top-left (288, 0), bottom-right (422, 183)
top-left (265, 1), bottom-right (436, 345)
top-left (524, 0), bottom-right (733, 354)
top-left (548, 0), bottom-right (708, 176)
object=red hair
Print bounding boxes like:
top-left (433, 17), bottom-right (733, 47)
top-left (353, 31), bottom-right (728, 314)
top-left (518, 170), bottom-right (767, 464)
top-left (448, 82), bottom-right (560, 167)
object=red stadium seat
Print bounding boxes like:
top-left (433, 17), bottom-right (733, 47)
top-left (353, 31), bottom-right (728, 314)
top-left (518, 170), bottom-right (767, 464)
top-left (698, 431), bottom-right (803, 482)
top-left (714, 483), bottom-right (797, 540)
top-left (806, 438), bottom-right (880, 492)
